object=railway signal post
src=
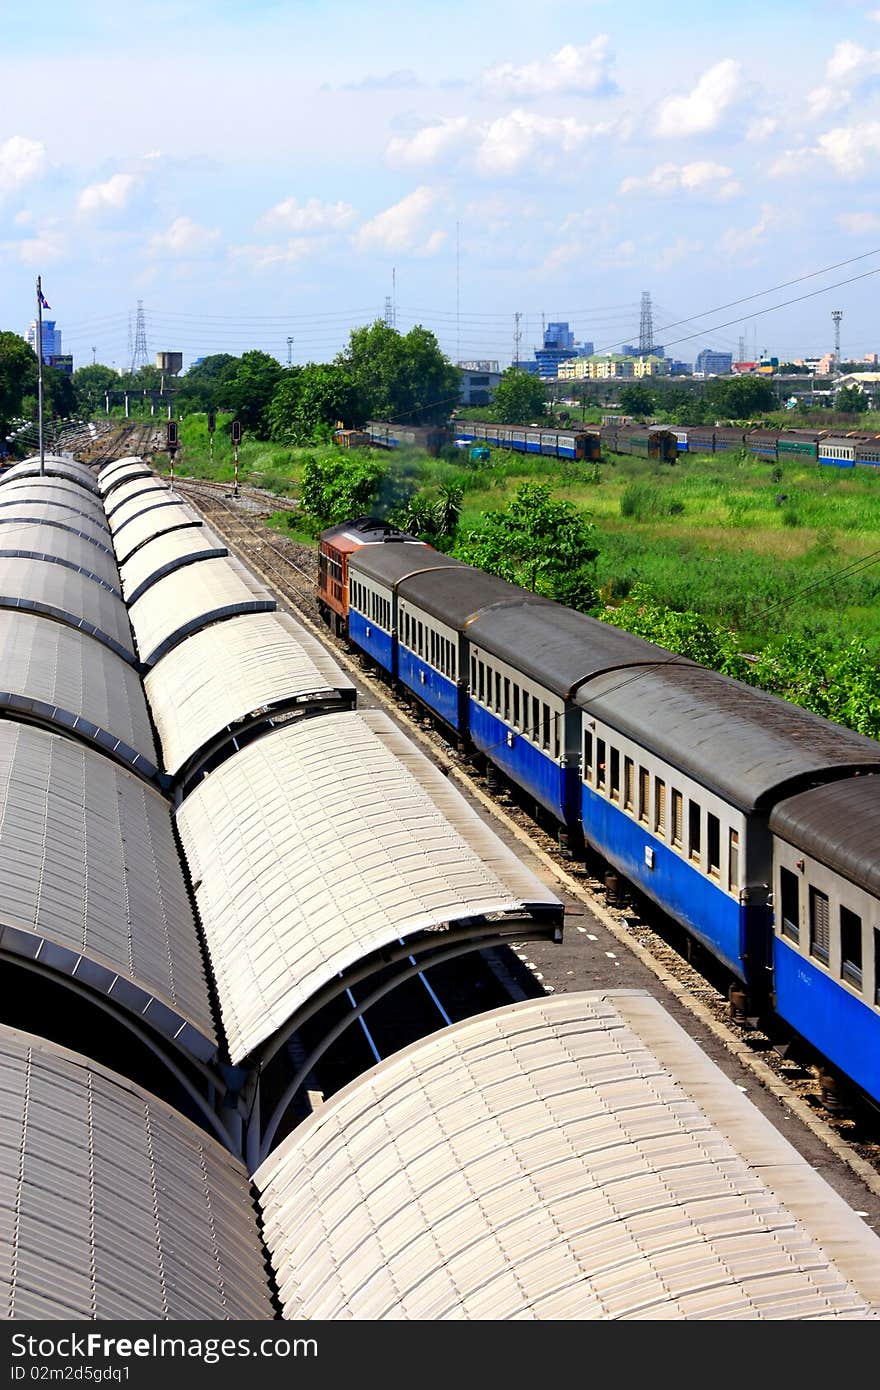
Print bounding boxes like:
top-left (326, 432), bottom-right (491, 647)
top-left (207, 408), bottom-right (216, 471)
top-left (166, 418), bottom-right (179, 492)
top-left (231, 418), bottom-right (241, 497)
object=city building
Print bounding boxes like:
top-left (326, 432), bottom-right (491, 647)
top-left (633, 355), bottom-right (669, 378)
top-left (48, 355), bottom-right (73, 377)
top-left (694, 349), bottom-right (732, 376)
top-left (457, 360), bottom-right (502, 408)
top-left (836, 372), bottom-right (880, 404)
top-left (557, 352), bottom-right (669, 381)
top-left (25, 320), bottom-right (61, 364)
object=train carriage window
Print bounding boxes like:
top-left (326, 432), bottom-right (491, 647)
top-left (638, 767), bottom-right (649, 824)
top-left (707, 814), bottom-right (720, 878)
top-left (542, 704), bottom-right (551, 751)
top-left (584, 731), bottom-right (593, 780)
top-left (553, 713), bottom-right (560, 760)
top-left (809, 886), bottom-right (830, 965)
top-left (478, 661), bottom-right (485, 703)
top-left (780, 867), bottom-right (800, 942)
top-left (624, 758), bottom-right (634, 811)
top-left (522, 691), bottom-right (530, 738)
top-left (654, 779), bottom-right (666, 836)
top-left (513, 684), bottom-right (520, 728)
top-left (495, 670), bottom-right (501, 713)
top-left (596, 739), bottom-right (606, 791)
top-left (610, 748), bottom-right (620, 801)
top-left (840, 907), bottom-right (863, 988)
top-left (503, 677), bottom-right (510, 720)
top-left (470, 652), bottom-right (476, 690)
top-left (671, 790), bottom-right (683, 847)
top-left (728, 829), bottom-right (740, 893)
top-left (688, 800), bottom-right (701, 863)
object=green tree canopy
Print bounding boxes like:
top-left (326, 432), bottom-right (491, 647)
top-left (337, 321), bottom-right (460, 425)
top-left (72, 363), bottom-right (119, 414)
top-left (224, 350), bottom-right (285, 435)
top-left (298, 450), bottom-right (385, 527)
top-left (490, 368), bottom-right (547, 425)
top-left (0, 332), bottom-right (37, 440)
top-left (704, 375), bottom-right (776, 417)
top-left (175, 353), bottom-right (240, 412)
top-left (835, 385), bottom-right (868, 415)
top-left (617, 383), bottom-right (657, 417)
top-left (268, 362), bottom-right (362, 444)
top-left (455, 482), bottom-right (598, 609)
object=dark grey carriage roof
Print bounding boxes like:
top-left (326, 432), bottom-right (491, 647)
top-left (0, 1024), bottom-right (271, 1319)
top-left (575, 663), bottom-right (880, 812)
top-left (770, 775), bottom-right (880, 897)
top-left (350, 542), bottom-right (463, 588)
top-left (467, 605), bottom-right (686, 698)
top-left (398, 565), bottom-right (553, 628)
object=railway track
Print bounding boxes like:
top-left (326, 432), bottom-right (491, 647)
top-left (170, 477), bottom-right (880, 1196)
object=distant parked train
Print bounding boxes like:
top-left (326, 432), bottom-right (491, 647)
top-left (453, 420), bottom-right (601, 462)
top-left (319, 515), bottom-right (880, 1112)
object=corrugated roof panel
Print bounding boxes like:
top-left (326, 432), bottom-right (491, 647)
top-left (0, 503), bottom-right (111, 549)
top-left (129, 555), bottom-right (276, 668)
top-left (120, 525), bottom-right (228, 605)
top-left (0, 523), bottom-right (120, 591)
top-left (3, 459), bottom-right (99, 494)
top-left (146, 611), bottom-right (355, 777)
top-left (0, 609), bottom-right (158, 779)
top-left (256, 991), bottom-right (880, 1320)
top-left (0, 555), bottom-right (135, 661)
top-left (576, 664), bottom-right (880, 811)
top-left (176, 710), bottom-right (560, 1064)
top-left (114, 504), bottom-right (202, 566)
top-left (109, 494), bottom-right (181, 539)
top-left (98, 462), bottom-right (154, 498)
top-left (0, 721), bottom-right (215, 1054)
top-left (104, 476), bottom-right (167, 520)
top-left (770, 775), bottom-right (880, 897)
top-left (97, 456), bottom-right (146, 486)
top-left (0, 479), bottom-right (109, 527)
top-left (0, 1025), bottom-right (272, 1319)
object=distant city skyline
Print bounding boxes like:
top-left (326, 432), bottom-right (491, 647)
top-left (4, 2), bottom-right (880, 370)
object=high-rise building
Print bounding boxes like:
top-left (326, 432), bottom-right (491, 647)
top-left (25, 320), bottom-right (61, 364)
top-left (695, 349), bottom-right (733, 376)
top-left (533, 322), bottom-right (578, 378)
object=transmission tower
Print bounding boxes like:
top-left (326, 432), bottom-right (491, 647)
top-left (737, 335), bottom-right (746, 363)
top-left (638, 291), bottom-right (654, 356)
top-left (383, 296), bottom-right (394, 328)
top-left (832, 309), bottom-right (843, 365)
top-left (130, 300), bottom-right (149, 374)
top-left (513, 312), bottom-right (523, 367)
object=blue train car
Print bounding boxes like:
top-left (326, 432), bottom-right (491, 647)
top-left (770, 777), bottom-right (880, 1106)
top-left (573, 665), bottom-right (880, 986)
top-left (348, 543), bottom-right (460, 684)
top-left (818, 436), bottom-right (856, 467)
top-left (454, 421), bottom-right (600, 462)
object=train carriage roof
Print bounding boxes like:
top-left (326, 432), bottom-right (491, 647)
top-left (467, 604), bottom-right (686, 699)
top-left (575, 663), bottom-right (880, 812)
top-left (398, 565), bottom-right (552, 628)
top-left (770, 775), bottom-right (880, 897)
top-left (350, 542), bottom-right (461, 588)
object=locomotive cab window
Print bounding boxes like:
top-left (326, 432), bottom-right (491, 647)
top-left (840, 906), bottom-right (862, 988)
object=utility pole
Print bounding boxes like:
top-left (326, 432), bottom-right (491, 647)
top-left (513, 312), bottom-right (522, 368)
top-left (35, 275), bottom-right (45, 475)
top-left (832, 310), bottom-right (843, 368)
top-left (91, 345), bottom-right (97, 365)
top-left (286, 336), bottom-right (293, 367)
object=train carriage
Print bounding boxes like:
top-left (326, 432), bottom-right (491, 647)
top-left (711, 426), bottom-right (748, 453)
top-left (454, 420), bottom-right (600, 462)
top-left (347, 543), bottom-right (460, 691)
top-left (744, 429), bottom-right (779, 460)
top-left (777, 430), bottom-right (823, 463)
top-left (818, 436), bottom-right (857, 467)
top-left (317, 515), bottom-right (420, 635)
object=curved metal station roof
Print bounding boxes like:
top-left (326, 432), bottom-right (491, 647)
top-left (120, 524), bottom-right (228, 606)
top-left (104, 475), bottom-right (166, 520)
top-left (468, 606), bottom-right (688, 699)
top-left (770, 774), bottom-right (880, 898)
top-left (146, 610), bottom-right (355, 778)
top-left (0, 1025), bottom-right (272, 1319)
top-left (176, 709), bottom-right (561, 1064)
top-left (0, 721), bottom-right (215, 1058)
top-left (0, 609), bottom-right (158, 780)
top-left (0, 502), bottom-right (111, 549)
top-left (98, 455), bottom-right (147, 486)
top-left (3, 458), bottom-right (99, 494)
top-left (0, 520), bottom-right (121, 590)
top-left (0, 478), bottom-right (109, 527)
top-left (0, 554), bottom-right (135, 662)
top-left (129, 554), bottom-right (276, 668)
top-left (576, 664), bottom-right (880, 812)
top-left (109, 492), bottom-right (180, 539)
top-left (114, 502), bottom-right (202, 566)
top-left (98, 461), bottom-right (154, 497)
top-left (256, 990), bottom-right (880, 1321)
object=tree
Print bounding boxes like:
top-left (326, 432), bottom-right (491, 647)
top-left (175, 353), bottom-right (239, 412)
top-left (598, 586), bottom-right (749, 678)
top-left (618, 383), bottom-right (656, 417)
top-left (72, 363), bottom-right (119, 414)
top-left (490, 368), bottom-right (547, 425)
top-left (268, 362), bottom-right (362, 444)
top-left (704, 375), bottom-right (775, 417)
top-left (337, 321), bottom-right (460, 425)
top-left (298, 451), bottom-right (385, 526)
top-left (224, 350), bottom-right (285, 436)
top-left (0, 332), bottom-right (37, 440)
top-left (835, 385), bottom-right (868, 415)
top-left (455, 482), bottom-right (598, 609)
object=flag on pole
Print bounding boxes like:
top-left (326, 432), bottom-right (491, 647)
top-left (37, 288), bottom-right (51, 310)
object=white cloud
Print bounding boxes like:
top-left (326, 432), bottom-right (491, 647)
top-left (475, 109), bottom-right (614, 175)
top-left (653, 237), bottom-right (704, 271)
top-left (816, 119), bottom-right (880, 174)
top-left (837, 210), bottom-right (880, 233)
top-left (3, 227), bottom-right (68, 266)
top-left (77, 173), bottom-right (138, 216)
top-left (0, 136), bottom-right (49, 196)
top-left (654, 59), bottom-right (741, 138)
top-left (387, 117), bottom-right (470, 168)
top-left (260, 196), bottom-right (355, 232)
top-left (482, 37), bottom-right (616, 99)
top-left (768, 146), bottom-right (813, 177)
top-left (746, 116), bottom-right (778, 142)
top-left (229, 237), bottom-right (318, 270)
top-left (808, 41), bottom-right (880, 116)
top-left (354, 186), bottom-right (445, 255)
top-left (719, 204), bottom-right (777, 258)
top-left (149, 215), bottom-right (219, 256)
top-left (620, 160), bottom-right (740, 200)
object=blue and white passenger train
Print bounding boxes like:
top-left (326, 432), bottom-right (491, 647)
top-left (321, 517), bottom-right (880, 1110)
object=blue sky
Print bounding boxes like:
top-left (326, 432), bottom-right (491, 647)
top-left (3, 0), bottom-right (880, 369)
